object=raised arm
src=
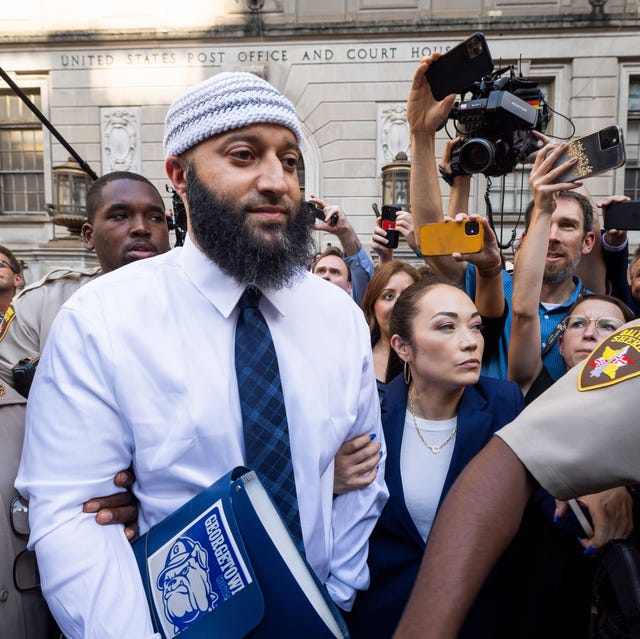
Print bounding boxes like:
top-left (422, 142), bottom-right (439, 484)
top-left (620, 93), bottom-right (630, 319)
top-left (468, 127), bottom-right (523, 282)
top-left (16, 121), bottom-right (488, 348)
top-left (508, 142), bottom-right (577, 394)
top-left (599, 194), bottom-right (631, 305)
top-left (441, 136), bottom-right (472, 220)
top-left (308, 196), bottom-right (374, 304)
top-left (406, 56), bottom-right (465, 283)
top-left (406, 54), bottom-right (454, 229)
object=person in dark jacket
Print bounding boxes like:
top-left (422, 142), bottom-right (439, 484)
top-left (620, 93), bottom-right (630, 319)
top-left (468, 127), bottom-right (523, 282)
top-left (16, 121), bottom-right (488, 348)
top-left (349, 279), bottom-right (524, 638)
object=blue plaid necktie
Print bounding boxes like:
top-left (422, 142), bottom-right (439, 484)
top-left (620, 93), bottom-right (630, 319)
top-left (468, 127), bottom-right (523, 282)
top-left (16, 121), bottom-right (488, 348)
top-left (234, 287), bottom-right (304, 550)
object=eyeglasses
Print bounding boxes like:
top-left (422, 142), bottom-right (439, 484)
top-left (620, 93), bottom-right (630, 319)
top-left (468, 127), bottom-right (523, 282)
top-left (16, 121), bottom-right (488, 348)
top-left (562, 315), bottom-right (624, 334)
top-left (0, 259), bottom-right (17, 273)
top-left (10, 496), bottom-right (40, 592)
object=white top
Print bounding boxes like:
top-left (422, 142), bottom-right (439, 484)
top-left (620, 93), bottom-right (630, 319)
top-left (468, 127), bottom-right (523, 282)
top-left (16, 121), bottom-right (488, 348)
top-left (16, 237), bottom-right (387, 639)
top-left (400, 410), bottom-right (457, 542)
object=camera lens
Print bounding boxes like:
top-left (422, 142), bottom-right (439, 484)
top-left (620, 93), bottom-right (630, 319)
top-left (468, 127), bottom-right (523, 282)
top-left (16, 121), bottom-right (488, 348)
top-left (466, 37), bottom-right (483, 59)
top-left (465, 220), bottom-right (480, 236)
top-left (459, 138), bottom-right (496, 174)
top-left (598, 126), bottom-right (619, 151)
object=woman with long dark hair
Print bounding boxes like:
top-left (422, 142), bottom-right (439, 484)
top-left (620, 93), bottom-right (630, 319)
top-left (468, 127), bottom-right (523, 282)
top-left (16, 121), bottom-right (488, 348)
top-left (359, 261), bottom-right (420, 398)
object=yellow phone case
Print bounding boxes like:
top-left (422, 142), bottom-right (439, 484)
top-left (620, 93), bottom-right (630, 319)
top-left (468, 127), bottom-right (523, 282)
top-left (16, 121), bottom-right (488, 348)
top-left (420, 221), bottom-right (484, 256)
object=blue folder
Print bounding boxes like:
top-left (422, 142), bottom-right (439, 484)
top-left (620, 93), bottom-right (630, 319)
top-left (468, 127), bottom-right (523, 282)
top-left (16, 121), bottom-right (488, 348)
top-left (133, 466), bottom-right (350, 639)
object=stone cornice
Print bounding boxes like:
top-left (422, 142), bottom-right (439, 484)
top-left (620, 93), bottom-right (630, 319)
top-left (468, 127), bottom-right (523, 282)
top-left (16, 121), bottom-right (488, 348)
top-left (0, 13), bottom-right (639, 47)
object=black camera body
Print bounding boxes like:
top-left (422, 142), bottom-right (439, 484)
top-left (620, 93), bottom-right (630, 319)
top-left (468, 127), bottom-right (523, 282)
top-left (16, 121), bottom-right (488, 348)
top-left (448, 68), bottom-right (549, 177)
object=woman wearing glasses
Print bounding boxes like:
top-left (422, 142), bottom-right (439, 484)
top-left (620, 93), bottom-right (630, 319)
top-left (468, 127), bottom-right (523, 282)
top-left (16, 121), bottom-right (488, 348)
top-left (507, 148), bottom-right (636, 638)
top-left (511, 294), bottom-right (634, 405)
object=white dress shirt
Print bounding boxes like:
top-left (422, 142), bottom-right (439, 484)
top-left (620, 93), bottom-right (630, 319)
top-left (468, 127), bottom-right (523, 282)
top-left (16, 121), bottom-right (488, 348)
top-left (16, 237), bottom-right (387, 639)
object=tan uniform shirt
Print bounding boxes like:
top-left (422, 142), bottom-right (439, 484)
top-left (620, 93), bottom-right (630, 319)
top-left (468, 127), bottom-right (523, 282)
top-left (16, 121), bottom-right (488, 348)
top-left (0, 267), bottom-right (100, 385)
top-left (498, 319), bottom-right (640, 500)
top-left (0, 381), bottom-right (52, 638)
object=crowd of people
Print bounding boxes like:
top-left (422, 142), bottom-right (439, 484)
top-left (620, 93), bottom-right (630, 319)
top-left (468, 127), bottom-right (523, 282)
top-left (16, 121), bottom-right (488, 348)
top-left (1, 53), bottom-right (639, 639)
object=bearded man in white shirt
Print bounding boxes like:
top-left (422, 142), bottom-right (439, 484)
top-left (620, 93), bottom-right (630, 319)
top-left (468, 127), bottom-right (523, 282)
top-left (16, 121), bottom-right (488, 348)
top-left (17, 72), bottom-right (387, 639)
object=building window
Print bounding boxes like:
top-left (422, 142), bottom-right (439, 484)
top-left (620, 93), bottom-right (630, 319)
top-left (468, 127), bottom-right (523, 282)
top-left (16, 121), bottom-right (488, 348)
top-left (0, 89), bottom-right (45, 214)
top-left (625, 79), bottom-right (640, 200)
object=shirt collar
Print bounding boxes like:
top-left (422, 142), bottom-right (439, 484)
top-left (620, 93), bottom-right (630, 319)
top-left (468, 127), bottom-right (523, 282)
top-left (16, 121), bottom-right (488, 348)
top-left (179, 236), bottom-right (302, 319)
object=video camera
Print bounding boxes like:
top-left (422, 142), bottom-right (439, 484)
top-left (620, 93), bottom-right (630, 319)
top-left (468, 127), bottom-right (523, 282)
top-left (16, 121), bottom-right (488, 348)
top-left (448, 66), bottom-right (550, 178)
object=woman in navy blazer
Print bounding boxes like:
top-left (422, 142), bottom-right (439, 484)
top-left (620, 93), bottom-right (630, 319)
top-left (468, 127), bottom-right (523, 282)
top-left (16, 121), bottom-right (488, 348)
top-left (348, 279), bottom-right (524, 639)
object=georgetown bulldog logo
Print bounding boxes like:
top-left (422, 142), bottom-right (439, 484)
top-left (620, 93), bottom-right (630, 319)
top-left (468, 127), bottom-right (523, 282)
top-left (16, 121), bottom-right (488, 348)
top-left (156, 537), bottom-right (219, 634)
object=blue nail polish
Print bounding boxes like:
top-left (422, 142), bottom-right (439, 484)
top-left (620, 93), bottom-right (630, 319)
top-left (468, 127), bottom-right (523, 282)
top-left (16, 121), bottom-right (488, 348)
top-left (583, 546), bottom-right (597, 556)
top-left (379, 450), bottom-right (383, 457)
top-left (553, 513), bottom-right (559, 523)
top-left (370, 433), bottom-right (377, 440)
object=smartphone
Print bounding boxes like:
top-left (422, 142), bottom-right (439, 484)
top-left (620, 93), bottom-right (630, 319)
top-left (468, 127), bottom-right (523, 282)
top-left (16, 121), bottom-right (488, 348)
top-left (420, 219), bottom-right (484, 256)
top-left (381, 205), bottom-right (401, 249)
top-left (303, 201), bottom-right (338, 226)
top-left (425, 32), bottom-right (493, 101)
top-left (568, 499), bottom-right (594, 538)
top-left (551, 125), bottom-right (626, 183)
top-left (604, 200), bottom-right (640, 231)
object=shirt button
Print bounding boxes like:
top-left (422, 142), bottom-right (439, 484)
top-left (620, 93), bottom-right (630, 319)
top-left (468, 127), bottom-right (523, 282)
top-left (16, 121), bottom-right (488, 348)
top-left (0, 587), bottom-right (8, 602)
top-left (544, 314), bottom-right (549, 319)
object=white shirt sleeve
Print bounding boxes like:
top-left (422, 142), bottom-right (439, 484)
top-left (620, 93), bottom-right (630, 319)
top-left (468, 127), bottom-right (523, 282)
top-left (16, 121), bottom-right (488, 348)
top-left (324, 326), bottom-right (388, 610)
top-left (16, 305), bottom-right (158, 638)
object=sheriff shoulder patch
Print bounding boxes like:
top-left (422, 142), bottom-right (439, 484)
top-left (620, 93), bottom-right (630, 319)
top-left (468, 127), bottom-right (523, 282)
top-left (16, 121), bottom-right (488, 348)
top-left (0, 305), bottom-right (15, 342)
top-left (578, 324), bottom-right (640, 391)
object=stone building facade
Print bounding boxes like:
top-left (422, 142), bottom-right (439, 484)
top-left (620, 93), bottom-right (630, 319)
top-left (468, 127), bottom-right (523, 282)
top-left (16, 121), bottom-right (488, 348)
top-left (1, 0), bottom-right (639, 280)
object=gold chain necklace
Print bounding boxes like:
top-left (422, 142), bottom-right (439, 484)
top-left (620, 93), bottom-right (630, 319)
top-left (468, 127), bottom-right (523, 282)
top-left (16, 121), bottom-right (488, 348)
top-left (408, 392), bottom-right (457, 454)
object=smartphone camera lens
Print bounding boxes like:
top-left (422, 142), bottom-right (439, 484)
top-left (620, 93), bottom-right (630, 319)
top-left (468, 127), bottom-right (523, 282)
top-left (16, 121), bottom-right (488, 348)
top-left (466, 37), bottom-right (483, 59)
top-left (599, 126), bottom-right (619, 151)
top-left (465, 220), bottom-right (480, 236)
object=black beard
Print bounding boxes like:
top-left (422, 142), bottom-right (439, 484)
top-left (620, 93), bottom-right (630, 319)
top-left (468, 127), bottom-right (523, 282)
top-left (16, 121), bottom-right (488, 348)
top-left (185, 166), bottom-right (314, 290)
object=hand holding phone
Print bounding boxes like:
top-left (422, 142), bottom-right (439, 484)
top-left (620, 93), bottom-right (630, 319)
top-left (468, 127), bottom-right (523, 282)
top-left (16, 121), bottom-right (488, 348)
top-left (304, 200), bottom-right (338, 226)
top-left (381, 205), bottom-right (401, 249)
top-left (603, 200), bottom-right (640, 231)
top-left (568, 499), bottom-right (595, 538)
top-left (425, 32), bottom-right (493, 101)
top-left (551, 125), bottom-right (626, 183)
top-left (420, 219), bottom-right (484, 256)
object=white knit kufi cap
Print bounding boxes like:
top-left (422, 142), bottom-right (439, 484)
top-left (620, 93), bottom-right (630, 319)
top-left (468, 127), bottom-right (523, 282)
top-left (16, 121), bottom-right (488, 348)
top-left (163, 72), bottom-right (303, 157)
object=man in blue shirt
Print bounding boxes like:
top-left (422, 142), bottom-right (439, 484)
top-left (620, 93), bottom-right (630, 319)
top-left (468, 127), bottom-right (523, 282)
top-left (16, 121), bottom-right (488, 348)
top-left (465, 190), bottom-right (595, 380)
top-left (405, 52), bottom-right (595, 381)
top-left (308, 196), bottom-right (374, 305)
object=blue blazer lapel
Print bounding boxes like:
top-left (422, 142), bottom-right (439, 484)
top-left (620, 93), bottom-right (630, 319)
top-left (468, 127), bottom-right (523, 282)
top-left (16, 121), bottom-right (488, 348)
top-left (382, 375), bottom-right (425, 547)
top-left (438, 383), bottom-right (494, 509)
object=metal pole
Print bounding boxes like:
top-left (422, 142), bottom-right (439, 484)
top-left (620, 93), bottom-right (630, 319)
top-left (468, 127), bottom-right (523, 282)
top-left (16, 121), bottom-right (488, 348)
top-left (0, 66), bottom-right (98, 181)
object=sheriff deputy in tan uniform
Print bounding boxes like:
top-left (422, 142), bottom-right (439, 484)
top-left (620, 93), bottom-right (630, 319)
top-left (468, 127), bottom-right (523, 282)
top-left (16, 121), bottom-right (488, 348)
top-left (392, 318), bottom-right (640, 639)
top-left (0, 170), bottom-right (171, 388)
top-left (0, 266), bottom-right (100, 385)
top-left (0, 380), bottom-right (55, 638)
